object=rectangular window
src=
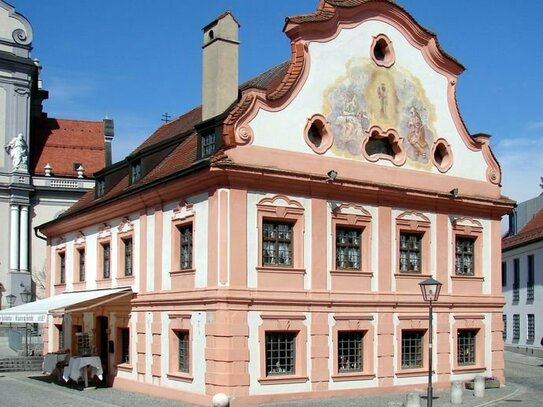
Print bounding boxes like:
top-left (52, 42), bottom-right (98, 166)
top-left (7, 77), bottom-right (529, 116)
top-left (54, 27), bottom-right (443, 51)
top-left (457, 329), bottom-right (477, 366)
top-left (130, 161), bottom-right (142, 184)
top-left (455, 237), bottom-right (475, 276)
top-left (265, 331), bottom-right (296, 376)
top-left (179, 224), bottom-right (193, 270)
top-left (399, 233), bottom-right (422, 273)
top-left (501, 261), bottom-right (507, 287)
top-left (502, 314), bottom-right (507, 341)
top-left (527, 314), bottom-right (535, 342)
top-left (59, 252), bottom-right (66, 284)
top-left (176, 330), bottom-right (189, 373)
top-left (102, 243), bottom-right (111, 279)
top-left (513, 314), bottom-right (520, 341)
top-left (338, 331), bottom-right (363, 373)
top-left (123, 238), bottom-right (133, 276)
top-left (96, 179), bottom-right (105, 197)
top-left (513, 259), bottom-right (520, 303)
top-left (78, 248), bottom-right (85, 282)
top-left (401, 330), bottom-right (423, 369)
top-left (120, 327), bottom-right (130, 364)
top-left (262, 221), bottom-right (293, 266)
top-left (527, 255), bottom-right (534, 302)
top-left (336, 228), bottom-right (361, 270)
top-left (201, 132), bottom-right (216, 157)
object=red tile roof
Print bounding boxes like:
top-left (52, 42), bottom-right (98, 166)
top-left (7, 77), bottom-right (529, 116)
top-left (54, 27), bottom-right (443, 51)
top-left (503, 208), bottom-right (543, 250)
top-left (31, 118), bottom-right (105, 177)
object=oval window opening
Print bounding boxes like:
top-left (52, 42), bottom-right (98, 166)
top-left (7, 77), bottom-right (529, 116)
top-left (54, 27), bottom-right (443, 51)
top-left (308, 123), bottom-right (322, 148)
top-left (373, 39), bottom-right (388, 62)
top-left (366, 137), bottom-right (394, 158)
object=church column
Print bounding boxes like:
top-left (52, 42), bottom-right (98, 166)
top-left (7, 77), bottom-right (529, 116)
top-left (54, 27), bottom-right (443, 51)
top-left (9, 204), bottom-right (20, 272)
top-left (19, 205), bottom-right (29, 273)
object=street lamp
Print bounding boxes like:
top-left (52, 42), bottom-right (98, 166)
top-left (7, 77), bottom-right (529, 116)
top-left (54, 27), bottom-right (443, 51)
top-left (6, 294), bottom-right (16, 308)
top-left (419, 277), bottom-right (442, 407)
top-left (20, 287), bottom-right (32, 356)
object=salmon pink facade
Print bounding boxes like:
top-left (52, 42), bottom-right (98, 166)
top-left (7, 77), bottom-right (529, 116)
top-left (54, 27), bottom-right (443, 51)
top-left (37, 1), bottom-right (513, 405)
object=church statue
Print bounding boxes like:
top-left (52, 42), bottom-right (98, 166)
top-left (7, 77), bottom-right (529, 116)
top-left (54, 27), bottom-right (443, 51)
top-left (5, 132), bottom-right (28, 171)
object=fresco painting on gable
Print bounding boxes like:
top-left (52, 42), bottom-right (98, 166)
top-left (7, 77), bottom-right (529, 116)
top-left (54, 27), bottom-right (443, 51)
top-left (323, 58), bottom-right (436, 168)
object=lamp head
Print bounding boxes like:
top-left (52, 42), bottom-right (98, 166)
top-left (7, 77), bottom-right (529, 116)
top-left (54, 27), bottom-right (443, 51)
top-left (419, 277), bottom-right (442, 302)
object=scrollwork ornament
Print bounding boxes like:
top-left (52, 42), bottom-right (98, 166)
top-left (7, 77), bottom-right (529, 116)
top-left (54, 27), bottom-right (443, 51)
top-left (12, 28), bottom-right (30, 45)
top-left (235, 125), bottom-right (254, 145)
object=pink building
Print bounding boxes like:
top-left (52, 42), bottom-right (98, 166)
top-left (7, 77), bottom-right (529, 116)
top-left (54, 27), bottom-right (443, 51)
top-left (12, 1), bottom-right (515, 405)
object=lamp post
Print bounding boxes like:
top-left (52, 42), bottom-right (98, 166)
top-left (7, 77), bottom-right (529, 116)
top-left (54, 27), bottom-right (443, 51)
top-left (419, 277), bottom-right (442, 407)
top-left (20, 287), bottom-right (32, 356)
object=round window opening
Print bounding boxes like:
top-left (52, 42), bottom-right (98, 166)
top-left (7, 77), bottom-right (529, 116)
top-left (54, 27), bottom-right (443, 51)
top-left (308, 123), bottom-right (322, 148)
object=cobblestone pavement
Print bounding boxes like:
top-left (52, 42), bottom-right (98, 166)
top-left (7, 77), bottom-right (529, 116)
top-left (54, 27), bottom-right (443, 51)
top-left (0, 351), bottom-right (540, 407)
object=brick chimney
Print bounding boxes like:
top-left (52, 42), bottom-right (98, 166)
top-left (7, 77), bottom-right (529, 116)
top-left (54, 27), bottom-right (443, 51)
top-left (103, 117), bottom-right (114, 166)
top-left (202, 12), bottom-right (239, 121)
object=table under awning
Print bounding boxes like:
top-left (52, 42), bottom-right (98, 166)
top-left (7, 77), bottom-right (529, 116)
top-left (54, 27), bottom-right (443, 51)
top-left (0, 287), bottom-right (133, 323)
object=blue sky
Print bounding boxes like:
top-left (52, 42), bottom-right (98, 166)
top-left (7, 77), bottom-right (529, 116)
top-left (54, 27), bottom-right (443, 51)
top-left (11, 0), bottom-right (543, 204)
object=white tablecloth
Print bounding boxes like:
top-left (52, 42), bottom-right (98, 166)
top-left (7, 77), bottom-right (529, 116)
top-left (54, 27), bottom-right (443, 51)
top-left (42, 353), bottom-right (68, 373)
top-left (63, 356), bottom-right (103, 384)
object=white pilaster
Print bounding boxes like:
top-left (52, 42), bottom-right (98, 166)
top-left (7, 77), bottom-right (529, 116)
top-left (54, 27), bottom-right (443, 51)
top-left (9, 204), bottom-right (20, 272)
top-left (19, 205), bottom-right (29, 273)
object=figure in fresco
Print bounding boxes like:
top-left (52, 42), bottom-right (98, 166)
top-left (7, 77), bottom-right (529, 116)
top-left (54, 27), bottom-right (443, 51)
top-left (377, 83), bottom-right (387, 119)
top-left (333, 91), bottom-right (368, 155)
top-left (406, 106), bottom-right (429, 159)
top-left (5, 132), bottom-right (28, 171)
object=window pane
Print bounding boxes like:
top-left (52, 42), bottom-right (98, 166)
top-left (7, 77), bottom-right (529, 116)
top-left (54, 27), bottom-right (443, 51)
top-left (399, 233), bottom-right (422, 273)
top-left (103, 243), bottom-right (111, 279)
top-left (338, 331), bottom-right (363, 372)
top-left (180, 225), bottom-right (193, 269)
top-left (455, 237), bottom-right (475, 276)
top-left (401, 330), bottom-right (423, 369)
top-left (262, 221), bottom-right (293, 267)
top-left (457, 329), bottom-right (476, 366)
top-left (79, 249), bottom-right (85, 282)
top-left (177, 331), bottom-right (189, 373)
top-left (265, 332), bottom-right (296, 376)
top-left (124, 238), bottom-right (133, 276)
top-left (121, 328), bottom-right (130, 364)
top-left (336, 228), bottom-right (361, 270)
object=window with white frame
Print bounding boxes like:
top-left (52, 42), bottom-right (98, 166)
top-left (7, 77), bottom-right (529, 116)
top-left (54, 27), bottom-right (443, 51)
top-left (338, 331), bottom-right (363, 372)
top-left (401, 330), bottom-right (424, 369)
top-left (399, 233), bottom-right (422, 273)
top-left (102, 242), bottom-right (111, 279)
top-left (527, 255), bottom-right (534, 302)
top-left (455, 237), bottom-right (475, 276)
top-left (513, 314), bottom-right (520, 341)
top-left (265, 331), bottom-right (296, 376)
top-left (513, 259), bottom-right (520, 302)
top-left (502, 314), bottom-right (507, 341)
top-left (336, 228), bottom-right (361, 270)
top-left (457, 329), bottom-right (477, 366)
top-left (527, 314), bottom-right (535, 342)
top-left (262, 221), bottom-right (293, 267)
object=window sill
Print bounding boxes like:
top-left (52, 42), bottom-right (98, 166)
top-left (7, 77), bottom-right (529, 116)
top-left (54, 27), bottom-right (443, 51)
top-left (452, 366), bottom-right (485, 374)
top-left (395, 272), bottom-right (430, 279)
top-left (170, 268), bottom-right (196, 276)
top-left (332, 372), bottom-right (375, 382)
top-left (167, 372), bottom-right (193, 383)
top-left (330, 270), bottom-right (373, 277)
top-left (256, 266), bottom-right (306, 275)
top-left (396, 368), bottom-right (427, 378)
top-left (117, 275), bottom-right (135, 283)
top-left (258, 375), bottom-right (309, 385)
top-left (116, 363), bottom-right (133, 372)
top-left (451, 275), bottom-right (484, 282)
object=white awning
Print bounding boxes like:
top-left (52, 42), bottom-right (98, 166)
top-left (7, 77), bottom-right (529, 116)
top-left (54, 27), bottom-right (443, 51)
top-left (0, 287), bottom-right (132, 324)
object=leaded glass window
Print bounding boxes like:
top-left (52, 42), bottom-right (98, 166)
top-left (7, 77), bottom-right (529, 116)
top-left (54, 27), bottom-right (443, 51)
top-left (177, 330), bottom-right (189, 373)
top-left (455, 237), bottom-right (474, 275)
top-left (399, 233), bottom-right (422, 273)
top-left (262, 221), bottom-right (293, 266)
top-left (102, 243), bottom-right (111, 279)
top-left (123, 238), bottom-right (133, 276)
top-left (336, 228), bottom-right (361, 270)
top-left (180, 225), bottom-right (193, 270)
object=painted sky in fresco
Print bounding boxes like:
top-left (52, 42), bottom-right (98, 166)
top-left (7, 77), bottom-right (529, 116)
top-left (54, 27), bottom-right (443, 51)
top-left (10, 0), bottom-right (543, 204)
